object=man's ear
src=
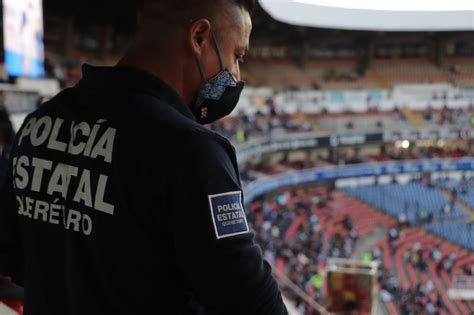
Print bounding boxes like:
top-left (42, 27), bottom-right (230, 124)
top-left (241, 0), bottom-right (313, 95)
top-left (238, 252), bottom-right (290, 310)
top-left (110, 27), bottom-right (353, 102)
top-left (189, 18), bottom-right (212, 58)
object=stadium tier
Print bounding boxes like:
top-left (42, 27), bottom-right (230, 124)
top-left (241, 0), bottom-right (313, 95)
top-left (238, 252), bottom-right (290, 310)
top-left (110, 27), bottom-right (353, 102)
top-left (425, 221), bottom-right (474, 253)
top-left (248, 185), bottom-right (474, 314)
top-left (242, 58), bottom-right (474, 89)
top-left (437, 177), bottom-right (474, 210)
top-left (343, 183), bottom-right (468, 223)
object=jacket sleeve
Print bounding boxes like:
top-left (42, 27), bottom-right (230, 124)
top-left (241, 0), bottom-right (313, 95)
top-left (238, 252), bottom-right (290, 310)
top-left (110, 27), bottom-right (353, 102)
top-left (169, 133), bottom-right (288, 315)
top-left (0, 156), bottom-right (24, 284)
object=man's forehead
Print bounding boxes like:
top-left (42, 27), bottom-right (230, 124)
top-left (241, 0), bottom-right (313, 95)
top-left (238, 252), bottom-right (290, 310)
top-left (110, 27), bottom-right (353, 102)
top-left (238, 9), bottom-right (252, 34)
top-left (226, 27), bottom-right (250, 51)
top-left (216, 5), bottom-right (251, 43)
top-left (243, 13), bottom-right (252, 50)
top-left (231, 10), bottom-right (252, 49)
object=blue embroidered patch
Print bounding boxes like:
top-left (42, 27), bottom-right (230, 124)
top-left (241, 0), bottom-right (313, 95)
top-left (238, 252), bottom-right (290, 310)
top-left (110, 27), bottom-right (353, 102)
top-left (208, 191), bottom-right (249, 239)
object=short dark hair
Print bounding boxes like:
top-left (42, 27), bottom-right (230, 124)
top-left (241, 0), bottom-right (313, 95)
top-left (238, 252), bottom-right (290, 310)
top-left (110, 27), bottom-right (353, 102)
top-left (138, 0), bottom-right (255, 25)
top-left (137, 0), bottom-right (255, 36)
top-left (138, 0), bottom-right (255, 14)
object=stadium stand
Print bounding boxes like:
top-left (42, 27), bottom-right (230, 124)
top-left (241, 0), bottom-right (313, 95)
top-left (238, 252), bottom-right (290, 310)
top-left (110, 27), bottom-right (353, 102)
top-left (343, 182), bottom-right (469, 223)
top-left (241, 56), bottom-right (474, 89)
top-left (248, 182), bottom-right (474, 315)
top-left (248, 187), bottom-right (395, 314)
top-left (437, 177), bottom-right (474, 210)
top-left (425, 221), bottom-right (474, 252)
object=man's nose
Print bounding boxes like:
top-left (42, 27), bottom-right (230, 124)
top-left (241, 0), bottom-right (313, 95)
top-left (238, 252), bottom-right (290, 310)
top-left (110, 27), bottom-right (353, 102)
top-left (231, 67), bottom-right (240, 81)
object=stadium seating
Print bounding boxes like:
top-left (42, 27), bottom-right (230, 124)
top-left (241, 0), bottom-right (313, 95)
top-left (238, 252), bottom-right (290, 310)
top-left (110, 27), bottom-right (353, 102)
top-left (315, 114), bottom-right (414, 134)
top-left (249, 185), bottom-right (474, 314)
top-left (438, 178), bottom-right (474, 210)
top-left (373, 222), bottom-right (474, 314)
top-left (340, 180), bottom-right (474, 311)
top-left (344, 182), bottom-right (469, 222)
top-left (372, 59), bottom-right (449, 84)
top-left (241, 57), bottom-right (474, 90)
top-left (425, 221), bottom-right (474, 251)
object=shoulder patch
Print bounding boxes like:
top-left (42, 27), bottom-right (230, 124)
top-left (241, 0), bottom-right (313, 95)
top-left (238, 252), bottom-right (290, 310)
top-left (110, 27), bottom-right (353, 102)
top-left (208, 191), bottom-right (249, 239)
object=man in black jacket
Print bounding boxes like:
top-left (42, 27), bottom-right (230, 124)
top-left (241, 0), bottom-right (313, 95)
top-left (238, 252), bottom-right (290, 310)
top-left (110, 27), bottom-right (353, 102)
top-left (0, 0), bottom-right (288, 314)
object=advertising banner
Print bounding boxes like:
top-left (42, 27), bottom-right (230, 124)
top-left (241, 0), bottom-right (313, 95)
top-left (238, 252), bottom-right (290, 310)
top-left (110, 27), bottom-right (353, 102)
top-left (3, 0), bottom-right (44, 78)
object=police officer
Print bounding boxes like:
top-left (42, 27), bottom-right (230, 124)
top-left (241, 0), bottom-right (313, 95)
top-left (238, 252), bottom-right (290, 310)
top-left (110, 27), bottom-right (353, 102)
top-left (0, 0), bottom-right (288, 314)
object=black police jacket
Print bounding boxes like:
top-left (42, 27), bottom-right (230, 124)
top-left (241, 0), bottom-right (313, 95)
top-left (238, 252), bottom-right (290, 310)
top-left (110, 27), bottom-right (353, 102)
top-left (0, 65), bottom-right (288, 315)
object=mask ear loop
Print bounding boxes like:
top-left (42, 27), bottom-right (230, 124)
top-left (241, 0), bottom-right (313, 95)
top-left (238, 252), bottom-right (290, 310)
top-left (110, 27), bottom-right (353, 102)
top-left (189, 19), bottom-right (224, 80)
top-left (189, 18), bottom-right (209, 83)
top-left (195, 56), bottom-right (207, 83)
top-left (210, 31), bottom-right (224, 71)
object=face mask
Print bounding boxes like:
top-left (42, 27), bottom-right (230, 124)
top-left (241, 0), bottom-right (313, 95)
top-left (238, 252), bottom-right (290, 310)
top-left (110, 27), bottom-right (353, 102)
top-left (191, 31), bottom-right (245, 125)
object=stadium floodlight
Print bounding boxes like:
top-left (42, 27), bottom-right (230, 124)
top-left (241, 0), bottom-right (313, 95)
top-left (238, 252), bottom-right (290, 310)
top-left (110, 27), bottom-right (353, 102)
top-left (260, 0), bottom-right (474, 31)
top-left (401, 140), bottom-right (410, 149)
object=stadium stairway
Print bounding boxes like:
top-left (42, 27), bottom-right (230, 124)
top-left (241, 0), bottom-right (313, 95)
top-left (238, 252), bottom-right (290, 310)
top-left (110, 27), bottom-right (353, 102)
top-left (292, 112), bottom-right (325, 133)
top-left (392, 229), bottom-right (422, 290)
top-left (383, 301), bottom-right (399, 315)
top-left (312, 122), bottom-right (325, 133)
top-left (400, 108), bottom-right (425, 130)
top-left (439, 188), bottom-right (474, 215)
top-left (284, 216), bottom-right (307, 240)
top-left (352, 226), bottom-right (387, 260)
top-left (373, 235), bottom-right (397, 315)
top-left (367, 68), bottom-right (389, 89)
top-left (321, 192), bottom-right (396, 233)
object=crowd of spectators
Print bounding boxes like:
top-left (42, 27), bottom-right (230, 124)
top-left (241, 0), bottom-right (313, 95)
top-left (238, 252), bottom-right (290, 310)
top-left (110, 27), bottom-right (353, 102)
top-left (239, 144), bottom-right (470, 189)
top-left (210, 106), bottom-right (314, 143)
top-left (378, 266), bottom-right (448, 315)
top-left (246, 179), bottom-right (474, 315)
top-left (374, 207), bottom-right (474, 315)
top-left (421, 103), bottom-right (473, 126)
top-left (247, 187), bottom-right (360, 314)
top-left (372, 188), bottom-right (474, 315)
top-left (376, 232), bottom-right (467, 314)
top-left (208, 98), bottom-right (473, 180)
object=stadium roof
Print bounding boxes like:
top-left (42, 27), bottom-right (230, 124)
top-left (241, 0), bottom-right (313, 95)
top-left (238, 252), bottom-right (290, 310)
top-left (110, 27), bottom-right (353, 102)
top-left (260, 0), bottom-right (474, 31)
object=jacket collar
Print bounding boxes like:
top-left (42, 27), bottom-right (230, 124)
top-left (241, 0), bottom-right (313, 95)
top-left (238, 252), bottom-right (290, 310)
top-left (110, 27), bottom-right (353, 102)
top-left (79, 64), bottom-right (196, 121)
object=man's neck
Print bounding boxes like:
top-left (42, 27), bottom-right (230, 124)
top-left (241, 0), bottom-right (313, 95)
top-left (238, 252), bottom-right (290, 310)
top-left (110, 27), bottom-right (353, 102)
top-left (116, 52), bottom-right (192, 104)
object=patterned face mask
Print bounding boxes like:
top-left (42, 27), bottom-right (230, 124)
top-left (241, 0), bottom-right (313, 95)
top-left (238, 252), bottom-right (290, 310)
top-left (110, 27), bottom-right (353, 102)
top-left (191, 31), bottom-right (245, 125)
